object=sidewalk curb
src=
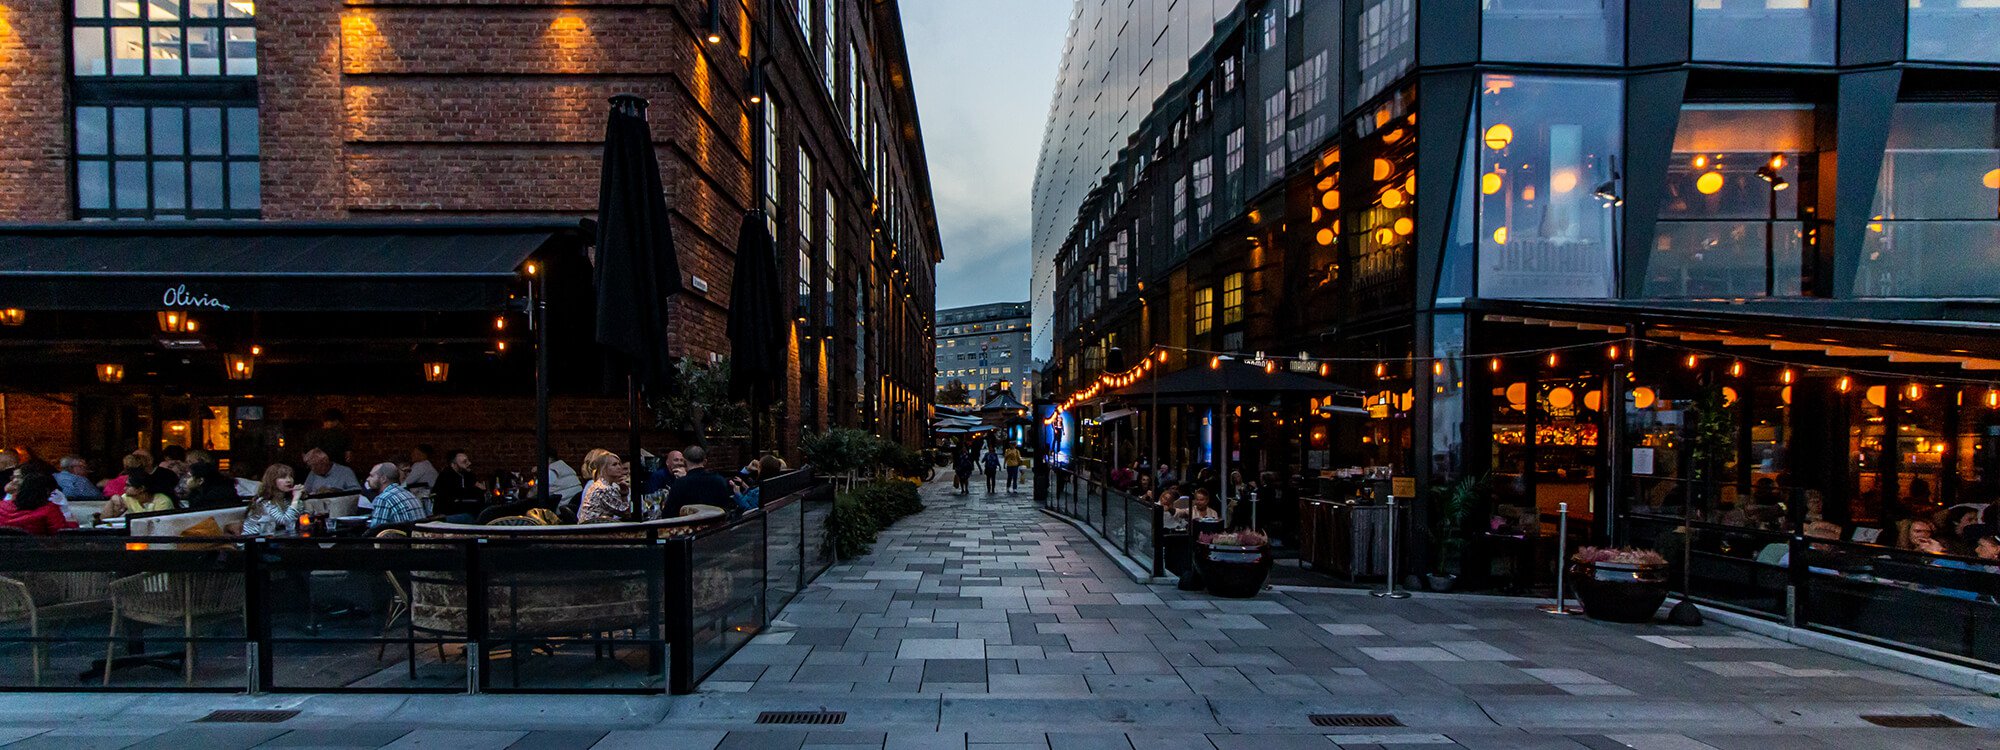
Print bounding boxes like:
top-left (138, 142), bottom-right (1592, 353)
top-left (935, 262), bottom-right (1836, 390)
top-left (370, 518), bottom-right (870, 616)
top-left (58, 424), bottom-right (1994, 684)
top-left (1664, 597), bottom-right (2000, 697)
top-left (1035, 506), bottom-right (1176, 585)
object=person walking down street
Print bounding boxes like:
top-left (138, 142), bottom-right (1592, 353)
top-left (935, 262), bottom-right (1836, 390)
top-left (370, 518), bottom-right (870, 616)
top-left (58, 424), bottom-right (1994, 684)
top-left (953, 448), bottom-right (975, 495)
top-left (1004, 444), bottom-right (1024, 493)
top-left (981, 445), bottom-right (1001, 494)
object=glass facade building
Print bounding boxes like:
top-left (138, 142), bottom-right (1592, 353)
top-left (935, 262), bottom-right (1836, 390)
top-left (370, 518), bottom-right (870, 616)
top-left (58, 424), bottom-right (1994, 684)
top-left (1045, 0), bottom-right (2000, 652)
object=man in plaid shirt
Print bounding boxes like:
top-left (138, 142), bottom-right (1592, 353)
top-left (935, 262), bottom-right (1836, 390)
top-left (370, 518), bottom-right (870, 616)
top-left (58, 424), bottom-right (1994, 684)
top-left (365, 462), bottom-right (425, 529)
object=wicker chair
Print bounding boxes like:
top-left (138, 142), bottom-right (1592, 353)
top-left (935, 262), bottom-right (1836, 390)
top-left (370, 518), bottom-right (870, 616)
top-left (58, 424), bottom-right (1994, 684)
top-left (103, 572), bottom-right (243, 685)
top-left (372, 529), bottom-right (415, 670)
top-left (485, 516), bottom-right (543, 527)
top-left (524, 508), bottom-right (561, 526)
top-left (0, 572), bottom-right (113, 685)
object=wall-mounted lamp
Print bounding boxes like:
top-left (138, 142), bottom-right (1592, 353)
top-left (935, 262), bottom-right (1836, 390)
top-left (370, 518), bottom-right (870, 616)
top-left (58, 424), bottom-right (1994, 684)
top-left (157, 310), bottom-right (198, 333)
top-left (0, 309), bottom-right (23, 326)
top-left (705, 0), bottom-right (724, 43)
top-left (424, 361), bottom-right (450, 383)
top-left (96, 363), bottom-right (125, 384)
top-left (224, 352), bottom-right (254, 381)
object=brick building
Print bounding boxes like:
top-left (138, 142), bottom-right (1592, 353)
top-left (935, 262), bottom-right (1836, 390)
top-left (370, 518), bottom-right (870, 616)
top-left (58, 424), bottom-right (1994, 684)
top-left (0, 0), bottom-right (940, 475)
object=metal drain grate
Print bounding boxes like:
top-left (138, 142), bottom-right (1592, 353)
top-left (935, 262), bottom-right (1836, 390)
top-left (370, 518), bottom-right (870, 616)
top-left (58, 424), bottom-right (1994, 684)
top-left (1861, 714), bottom-right (1969, 729)
top-left (756, 711), bottom-right (846, 726)
top-left (197, 710), bottom-right (299, 724)
top-left (1310, 714), bottom-right (1403, 728)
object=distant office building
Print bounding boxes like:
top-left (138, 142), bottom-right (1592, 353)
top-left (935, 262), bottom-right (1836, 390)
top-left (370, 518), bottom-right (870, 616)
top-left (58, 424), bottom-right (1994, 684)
top-left (935, 302), bottom-right (1033, 406)
top-left (1030, 0), bottom-right (1232, 358)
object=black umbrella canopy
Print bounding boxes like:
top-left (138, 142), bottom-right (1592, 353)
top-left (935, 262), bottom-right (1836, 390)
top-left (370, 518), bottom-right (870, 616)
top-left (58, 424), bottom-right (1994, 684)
top-left (1110, 357), bottom-right (1357, 398)
top-left (594, 94), bottom-right (684, 392)
top-left (726, 210), bottom-right (786, 402)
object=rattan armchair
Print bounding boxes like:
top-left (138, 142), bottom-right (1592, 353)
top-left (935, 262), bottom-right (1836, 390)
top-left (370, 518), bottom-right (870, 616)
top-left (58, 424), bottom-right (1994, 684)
top-left (103, 572), bottom-right (243, 685)
top-left (0, 571), bottom-right (114, 685)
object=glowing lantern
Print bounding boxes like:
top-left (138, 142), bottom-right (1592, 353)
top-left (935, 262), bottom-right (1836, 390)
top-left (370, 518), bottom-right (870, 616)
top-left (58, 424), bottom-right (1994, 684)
top-left (1721, 386), bottom-right (1738, 406)
top-left (1547, 387), bottom-right (1575, 409)
top-left (1696, 172), bottom-right (1725, 195)
top-left (1372, 158), bottom-right (1393, 181)
top-left (1985, 169), bottom-right (2000, 190)
top-left (1483, 124), bottom-right (1514, 151)
top-left (1380, 189), bottom-right (1404, 208)
top-left (1393, 218), bottom-right (1414, 236)
top-left (1316, 228), bottom-right (1335, 246)
top-left (1481, 173), bottom-right (1502, 195)
top-left (1492, 227), bottom-right (1509, 245)
top-left (1632, 386), bottom-right (1657, 410)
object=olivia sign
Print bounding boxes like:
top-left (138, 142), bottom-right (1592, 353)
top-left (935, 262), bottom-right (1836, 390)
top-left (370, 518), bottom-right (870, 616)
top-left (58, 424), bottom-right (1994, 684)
top-left (161, 285), bottom-right (231, 311)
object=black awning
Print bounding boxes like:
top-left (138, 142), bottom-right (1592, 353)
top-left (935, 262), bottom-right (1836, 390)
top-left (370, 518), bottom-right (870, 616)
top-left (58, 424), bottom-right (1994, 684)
top-left (0, 220), bottom-right (581, 312)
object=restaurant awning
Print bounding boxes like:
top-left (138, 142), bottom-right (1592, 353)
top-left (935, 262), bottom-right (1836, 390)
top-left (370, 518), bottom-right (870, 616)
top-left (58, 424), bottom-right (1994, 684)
top-left (0, 220), bottom-right (582, 312)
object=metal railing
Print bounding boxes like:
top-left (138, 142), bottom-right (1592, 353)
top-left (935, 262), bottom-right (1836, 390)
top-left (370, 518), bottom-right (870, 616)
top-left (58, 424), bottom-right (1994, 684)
top-left (0, 474), bottom-right (837, 694)
top-left (1625, 486), bottom-right (2000, 671)
top-left (1043, 466), bottom-right (1165, 578)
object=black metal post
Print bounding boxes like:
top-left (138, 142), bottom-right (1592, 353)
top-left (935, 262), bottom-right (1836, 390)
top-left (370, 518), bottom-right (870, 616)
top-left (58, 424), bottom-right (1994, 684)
top-left (628, 373), bottom-right (643, 492)
top-left (244, 538), bottom-right (270, 694)
top-left (464, 539), bottom-right (487, 694)
top-left (535, 271), bottom-right (551, 507)
top-left (667, 537), bottom-right (695, 694)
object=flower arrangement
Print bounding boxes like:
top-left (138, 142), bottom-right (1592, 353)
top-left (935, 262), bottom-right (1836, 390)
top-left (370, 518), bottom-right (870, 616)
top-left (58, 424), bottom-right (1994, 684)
top-left (1572, 546), bottom-right (1667, 566)
top-left (1200, 530), bottom-right (1270, 547)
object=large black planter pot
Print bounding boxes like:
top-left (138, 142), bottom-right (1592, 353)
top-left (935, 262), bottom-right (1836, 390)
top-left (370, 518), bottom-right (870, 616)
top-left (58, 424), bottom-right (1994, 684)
top-left (1199, 543), bottom-right (1274, 598)
top-left (1567, 559), bottom-right (1670, 623)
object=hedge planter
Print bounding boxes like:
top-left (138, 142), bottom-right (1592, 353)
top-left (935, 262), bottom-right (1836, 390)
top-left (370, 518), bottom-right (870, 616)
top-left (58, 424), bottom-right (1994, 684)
top-left (1198, 542), bottom-right (1274, 598)
top-left (1567, 558), bottom-right (1670, 623)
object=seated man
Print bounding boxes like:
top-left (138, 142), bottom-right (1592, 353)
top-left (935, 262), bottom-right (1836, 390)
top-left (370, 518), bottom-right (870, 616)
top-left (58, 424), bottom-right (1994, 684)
top-left (667, 445), bottom-right (732, 517)
top-left (364, 462), bottom-right (425, 529)
top-left (55, 455), bottom-right (104, 502)
top-left (303, 448), bottom-right (362, 496)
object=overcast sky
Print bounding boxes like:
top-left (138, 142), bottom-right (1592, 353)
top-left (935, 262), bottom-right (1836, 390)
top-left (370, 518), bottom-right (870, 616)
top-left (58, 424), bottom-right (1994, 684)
top-left (901, 0), bottom-right (1070, 312)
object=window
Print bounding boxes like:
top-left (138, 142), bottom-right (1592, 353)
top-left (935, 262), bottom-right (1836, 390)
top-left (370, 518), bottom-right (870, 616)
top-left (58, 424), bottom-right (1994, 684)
top-left (71, 1), bottom-right (258, 220)
top-left (1482, 0), bottom-right (1623, 66)
top-left (795, 0), bottom-right (812, 47)
top-left (1224, 127), bottom-right (1246, 197)
top-left (763, 97), bottom-right (782, 232)
top-left (72, 0), bottom-right (257, 77)
top-left (1192, 156), bottom-right (1214, 228)
top-left (73, 104), bottom-right (257, 220)
top-left (1221, 55), bottom-right (1239, 93)
top-left (1650, 103), bottom-right (1820, 298)
top-left (1859, 102), bottom-right (2000, 298)
top-left (822, 0), bottom-right (838, 89)
top-left (1471, 74), bottom-right (1621, 300)
top-left (1354, 0), bottom-right (1415, 108)
top-left (1264, 92), bottom-right (1288, 178)
top-left (823, 188), bottom-right (837, 327)
top-left (1693, 0), bottom-right (1834, 65)
top-left (1909, 1), bottom-right (2000, 63)
top-left (797, 149), bottom-right (814, 319)
top-left (1262, 8), bottom-right (1281, 51)
top-left (1194, 286), bottom-right (1214, 335)
top-left (1172, 176), bottom-right (1189, 245)
top-left (1287, 51), bottom-right (1330, 154)
top-left (1222, 273), bottom-right (1245, 325)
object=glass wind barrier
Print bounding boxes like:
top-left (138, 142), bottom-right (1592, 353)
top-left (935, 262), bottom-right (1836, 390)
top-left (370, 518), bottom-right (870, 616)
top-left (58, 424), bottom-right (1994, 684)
top-left (765, 493), bottom-right (805, 623)
top-left (1044, 467), bottom-right (1166, 577)
top-left (260, 536), bottom-right (465, 692)
top-left (1801, 537), bottom-right (2000, 666)
top-left (0, 537), bottom-right (246, 691)
top-left (686, 513), bottom-right (769, 686)
top-left (475, 538), bottom-right (667, 693)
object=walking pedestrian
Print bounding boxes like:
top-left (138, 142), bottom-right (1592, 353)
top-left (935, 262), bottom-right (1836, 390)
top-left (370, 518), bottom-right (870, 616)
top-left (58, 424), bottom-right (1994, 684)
top-left (1003, 443), bottom-right (1024, 492)
top-left (953, 447), bottom-right (975, 495)
top-left (981, 444), bottom-right (1001, 494)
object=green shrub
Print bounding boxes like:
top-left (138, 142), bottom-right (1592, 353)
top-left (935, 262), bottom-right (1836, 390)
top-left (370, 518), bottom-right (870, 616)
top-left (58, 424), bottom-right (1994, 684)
top-left (881, 444), bottom-right (931, 479)
top-left (800, 427), bottom-right (888, 476)
top-left (854, 479), bottom-right (924, 522)
top-left (826, 492), bottom-right (881, 559)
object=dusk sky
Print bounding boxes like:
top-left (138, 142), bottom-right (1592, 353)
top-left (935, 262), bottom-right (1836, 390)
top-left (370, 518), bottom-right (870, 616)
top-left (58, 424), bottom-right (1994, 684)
top-left (901, 0), bottom-right (1071, 312)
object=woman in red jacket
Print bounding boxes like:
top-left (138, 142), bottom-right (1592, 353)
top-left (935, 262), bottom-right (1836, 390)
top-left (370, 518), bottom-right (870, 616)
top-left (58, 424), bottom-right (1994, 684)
top-left (0, 472), bottom-right (77, 535)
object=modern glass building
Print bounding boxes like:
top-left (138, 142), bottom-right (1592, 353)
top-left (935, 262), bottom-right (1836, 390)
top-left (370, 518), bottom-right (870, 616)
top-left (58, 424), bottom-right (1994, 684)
top-left (1046, 0), bottom-right (2000, 660)
top-left (1031, 0), bottom-right (1234, 359)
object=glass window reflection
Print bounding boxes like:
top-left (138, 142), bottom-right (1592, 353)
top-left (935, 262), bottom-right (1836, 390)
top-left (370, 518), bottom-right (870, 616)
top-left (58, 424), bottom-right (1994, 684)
top-left (1472, 75), bottom-right (1623, 300)
top-left (1908, 1), bottom-right (2000, 64)
top-left (1482, 0), bottom-right (1624, 66)
top-left (1858, 102), bottom-right (2000, 298)
top-left (1650, 104), bottom-right (1821, 298)
top-left (1692, 0), bottom-right (1835, 66)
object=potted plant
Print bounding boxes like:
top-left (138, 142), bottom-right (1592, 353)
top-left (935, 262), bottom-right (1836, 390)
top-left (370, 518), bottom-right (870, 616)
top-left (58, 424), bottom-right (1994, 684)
top-left (1427, 475), bottom-right (1486, 592)
top-left (1197, 530), bottom-right (1274, 598)
top-left (1567, 546), bottom-right (1671, 623)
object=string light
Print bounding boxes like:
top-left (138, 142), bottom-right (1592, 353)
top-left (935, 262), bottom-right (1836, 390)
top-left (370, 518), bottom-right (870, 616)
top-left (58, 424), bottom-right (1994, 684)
top-left (1908, 383), bottom-right (1924, 401)
top-left (1489, 358), bottom-right (1502, 373)
top-left (1987, 388), bottom-right (1999, 409)
top-left (1374, 362), bottom-right (1387, 378)
top-left (1729, 360), bottom-right (1744, 378)
top-left (1838, 376), bottom-right (1852, 393)
top-left (1211, 356), bottom-right (1222, 370)
top-left (1546, 351), bottom-right (1558, 368)
top-left (1780, 368), bottom-right (1795, 385)
top-left (1608, 344), bottom-right (1620, 360)
top-left (1685, 354), bottom-right (1700, 369)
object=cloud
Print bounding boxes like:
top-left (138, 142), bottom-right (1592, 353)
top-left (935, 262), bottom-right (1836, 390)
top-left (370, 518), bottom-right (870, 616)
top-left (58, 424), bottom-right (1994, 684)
top-left (899, 0), bottom-right (1070, 310)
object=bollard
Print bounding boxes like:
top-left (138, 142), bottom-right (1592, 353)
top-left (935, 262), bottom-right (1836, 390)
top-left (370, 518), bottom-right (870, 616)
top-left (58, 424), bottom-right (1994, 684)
top-left (1372, 496), bottom-right (1411, 599)
top-left (1538, 501), bottom-right (1580, 616)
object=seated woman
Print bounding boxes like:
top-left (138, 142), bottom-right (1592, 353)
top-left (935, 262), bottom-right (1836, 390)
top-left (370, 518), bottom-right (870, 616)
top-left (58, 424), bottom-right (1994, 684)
top-left (98, 452), bottom-right (151, 497)
top-left (182, 461), bottom-right (243, 508)
top-left (1898, 518), bottom-right (1950, 555)
top-left (576, 451), bottom-right (631, 524)
top-left (242, 464), bottom-right (306, 537)
top-left (1178, 487), bottom-right (1221, 523)
top-left (102, 471), bottom-right (175, 518)
top-left (0, 473), bottom-right (76, 535)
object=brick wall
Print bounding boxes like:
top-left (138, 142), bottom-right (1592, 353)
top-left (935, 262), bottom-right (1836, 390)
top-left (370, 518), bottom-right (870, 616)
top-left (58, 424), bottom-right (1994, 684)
top-left (0, 0), bottom-right (70, 221)
top-left (0, 393), bottom-right (75, 460)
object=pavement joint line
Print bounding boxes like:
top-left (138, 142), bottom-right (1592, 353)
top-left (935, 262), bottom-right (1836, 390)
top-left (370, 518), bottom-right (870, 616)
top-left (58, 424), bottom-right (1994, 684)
top-left (1033, 506), bottom-right (1174, 585)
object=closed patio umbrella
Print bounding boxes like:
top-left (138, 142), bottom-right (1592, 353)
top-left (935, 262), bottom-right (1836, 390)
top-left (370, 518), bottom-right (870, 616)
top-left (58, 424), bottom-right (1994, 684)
top-left (595, 94), bottom-right (684, 475)
top-left (727, 210), bottom-right (786, 455)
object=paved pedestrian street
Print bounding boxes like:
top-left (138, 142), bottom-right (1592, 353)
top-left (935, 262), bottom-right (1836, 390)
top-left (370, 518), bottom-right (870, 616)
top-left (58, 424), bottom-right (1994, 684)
top-left (4, 476), bottom-right (2000, 749)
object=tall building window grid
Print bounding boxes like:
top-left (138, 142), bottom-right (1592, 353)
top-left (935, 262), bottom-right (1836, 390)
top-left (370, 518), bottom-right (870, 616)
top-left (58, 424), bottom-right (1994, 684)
top-left (1263, 91), bottom-right (1288, 179)
top-left (1192, 155), bottom-right (1214, 228)
top-left (71, 0), bottom-right (257, 78)
top-left (794, 0), bottom-right (812, 49)
top-left (1287, 51), bottom-right (1329, 154)
top-left (70, 1), bottom-right (259, 221)
top-left (1172, 175), bottom-right (1189, 245)
top-left (823, 188), bottom-right (838, 328)
top-left (822, 0), bottom-right (838, 91)
top-left (1222, 272), bottom-right (1245, 325)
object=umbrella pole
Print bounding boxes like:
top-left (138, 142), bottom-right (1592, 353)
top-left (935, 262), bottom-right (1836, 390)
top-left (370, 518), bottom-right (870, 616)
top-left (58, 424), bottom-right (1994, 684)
top-left (1220, 390), bottom-right (1231, 529)
top-left (628, 372), bottom-right (642, 508)
top-left (535, 274), bottom-right (551, 507)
